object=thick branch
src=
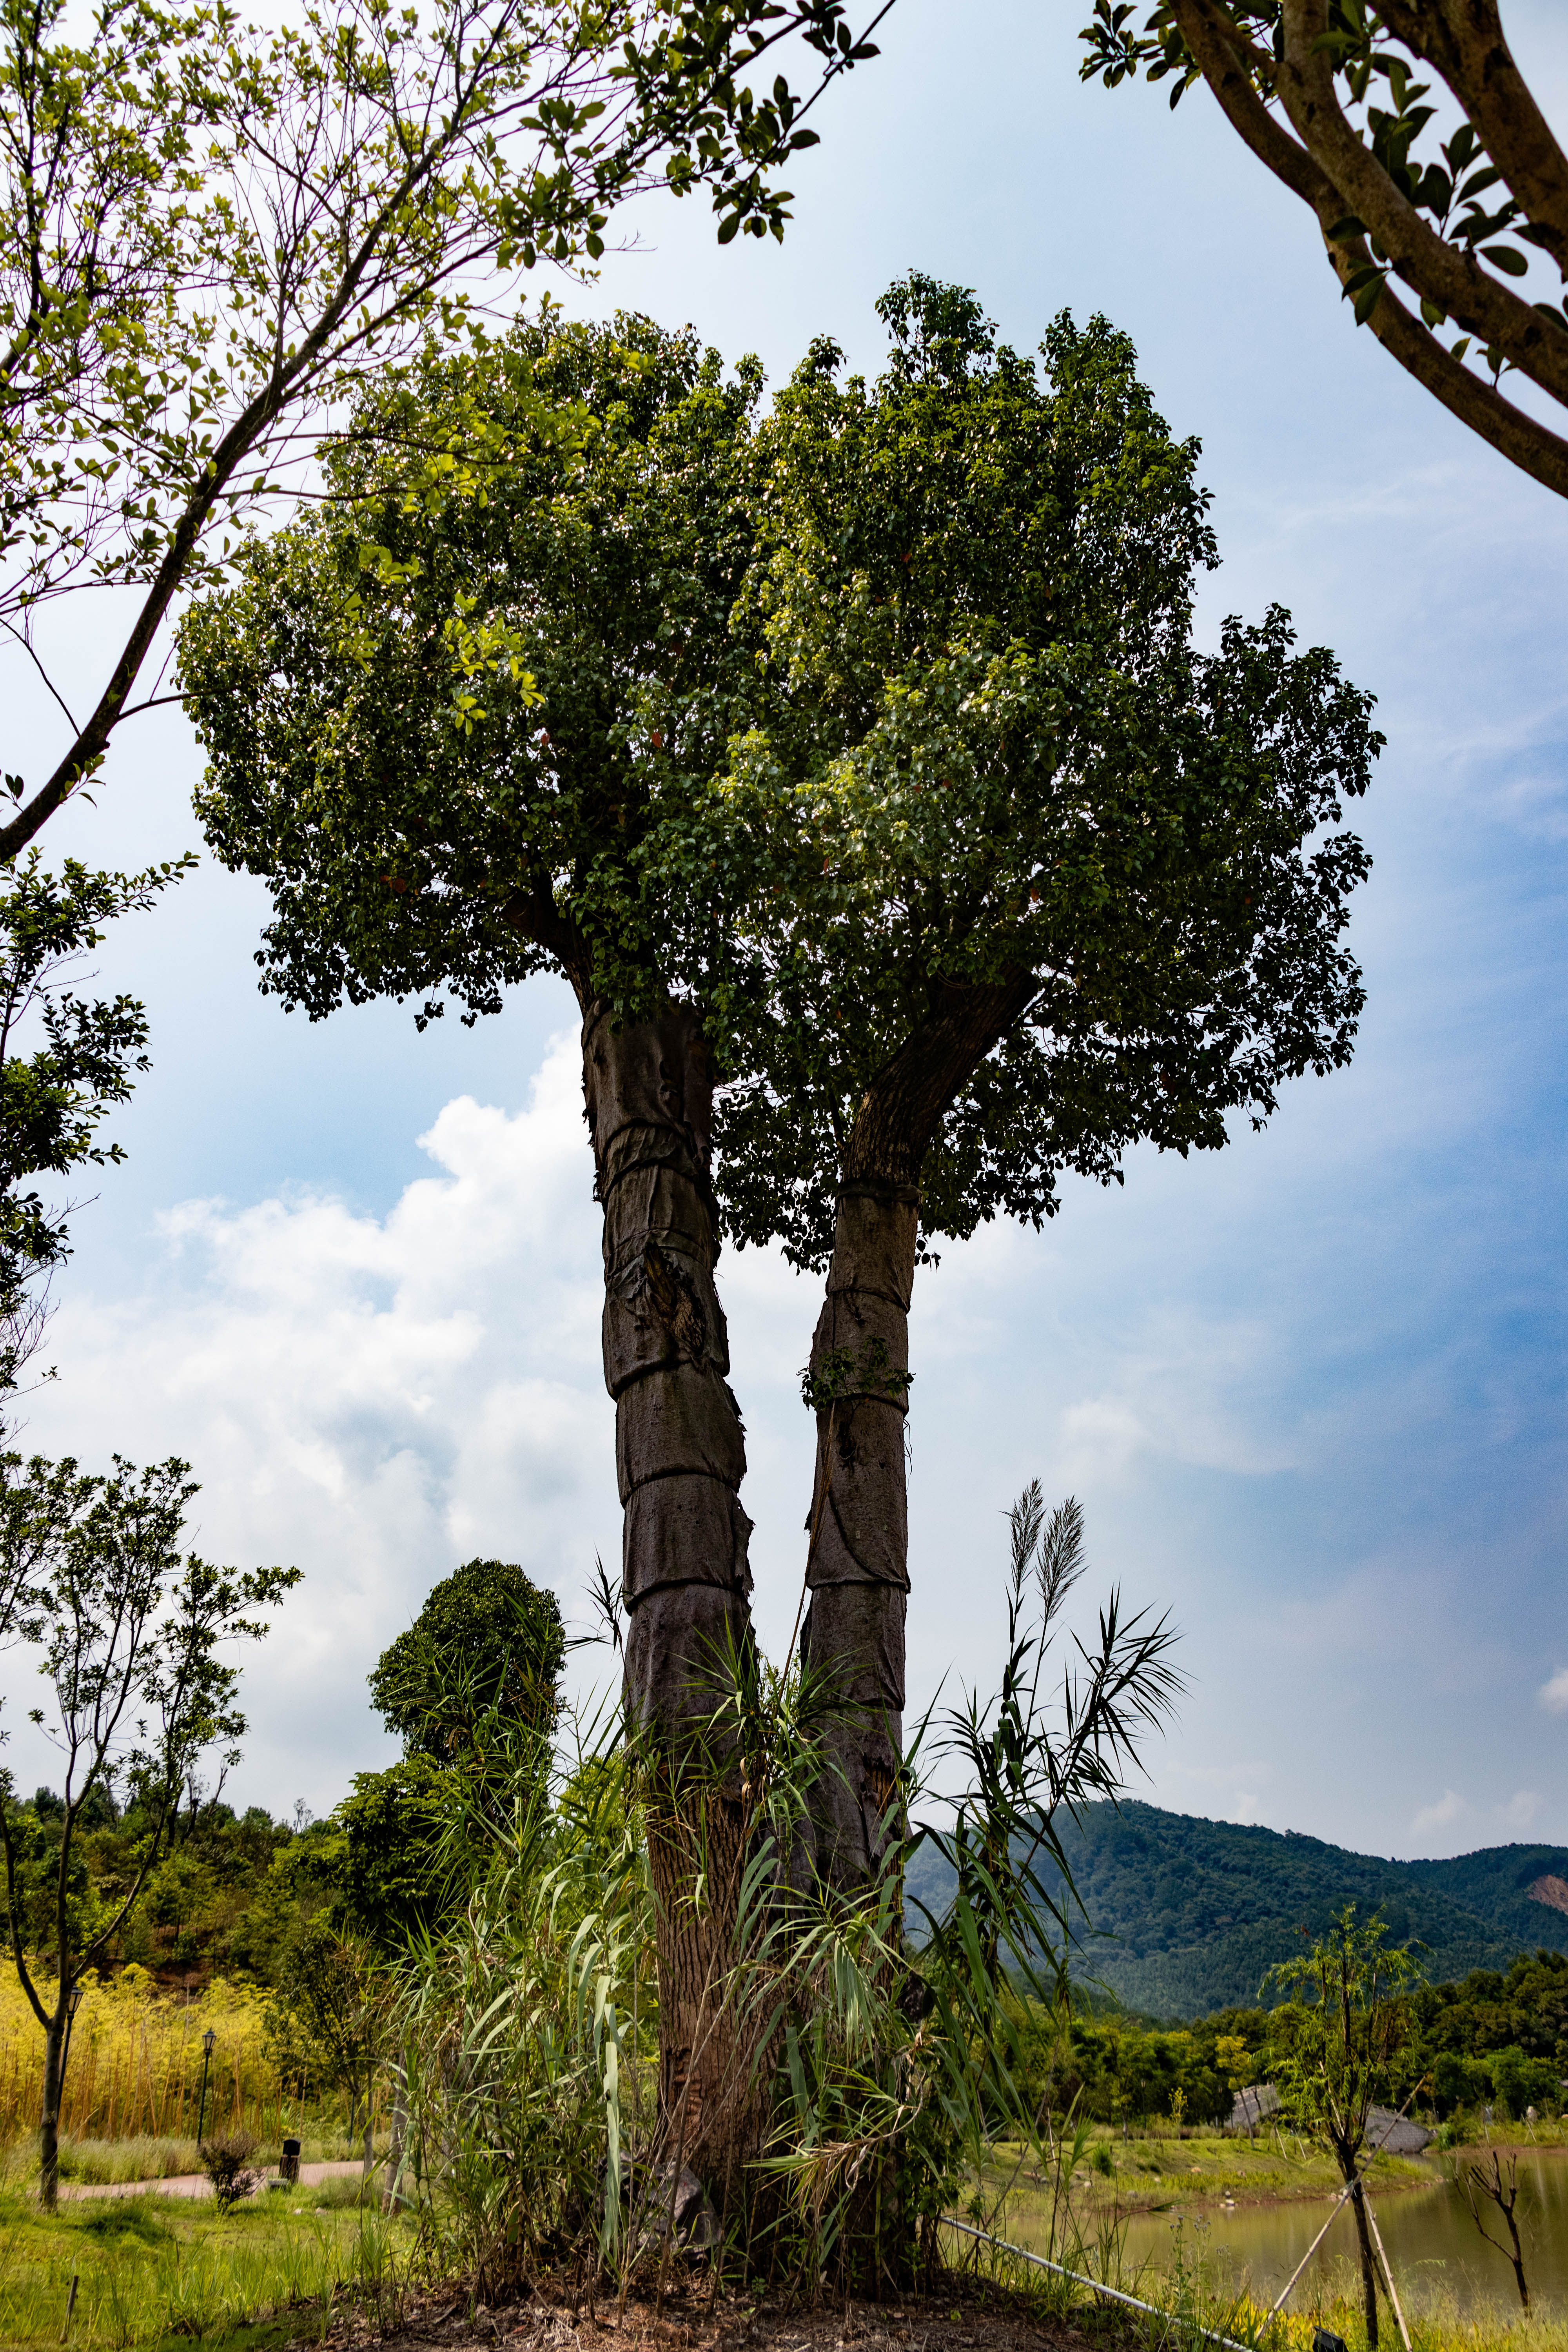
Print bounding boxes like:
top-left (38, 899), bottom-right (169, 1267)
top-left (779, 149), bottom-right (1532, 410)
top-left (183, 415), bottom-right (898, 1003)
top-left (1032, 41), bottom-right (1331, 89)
top-left (1171, 0), bottom-right (1568, 499)
top-left (845, 971), bottom-right (1039, 1190)
top-left (1277, 0), bottom-right (1568, 404)
top-left (1379, 0), bottom-right (1568, 274)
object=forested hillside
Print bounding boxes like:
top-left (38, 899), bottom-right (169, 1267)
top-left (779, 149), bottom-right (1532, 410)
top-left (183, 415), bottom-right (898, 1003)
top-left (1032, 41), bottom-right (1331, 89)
top-left (905, 1800), bottom-right (1568, 2017)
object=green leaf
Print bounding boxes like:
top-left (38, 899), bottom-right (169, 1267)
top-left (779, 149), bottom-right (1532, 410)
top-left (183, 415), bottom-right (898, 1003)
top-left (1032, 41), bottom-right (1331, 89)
top-left (1479, 243), bottom-right (1530, 276)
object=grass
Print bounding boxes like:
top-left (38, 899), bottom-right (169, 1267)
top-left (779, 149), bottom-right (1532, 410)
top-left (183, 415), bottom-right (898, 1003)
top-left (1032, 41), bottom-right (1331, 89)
top-left (981, 2131), bottom-right (1434, 2217)
top-left (0, 2178), bottom-right (417, 2348)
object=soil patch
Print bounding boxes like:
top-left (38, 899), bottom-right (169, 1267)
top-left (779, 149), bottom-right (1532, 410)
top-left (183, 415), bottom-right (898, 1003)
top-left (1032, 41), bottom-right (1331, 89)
top-left (279, 2279), bottom-right (1131, 2352)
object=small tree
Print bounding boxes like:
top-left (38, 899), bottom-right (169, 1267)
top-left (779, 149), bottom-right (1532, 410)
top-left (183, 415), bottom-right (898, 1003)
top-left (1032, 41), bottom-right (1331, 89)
top-left (0, 1451), bottom-right (298, 2206)
top-left (1462, 2149), bottom-right (1531, 2312)
top-left (1265, 1907), bottom-right (1423, 2348)
top-left (267, 1920), bottom-right (384, 2146)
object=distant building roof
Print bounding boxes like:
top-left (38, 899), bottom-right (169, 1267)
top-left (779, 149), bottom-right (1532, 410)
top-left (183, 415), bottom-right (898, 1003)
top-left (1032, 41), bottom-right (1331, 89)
top-left (1367, 2105), bottom-right (1433, 2156)
top-left (1228, 2083), bottom-right (1281, 2131)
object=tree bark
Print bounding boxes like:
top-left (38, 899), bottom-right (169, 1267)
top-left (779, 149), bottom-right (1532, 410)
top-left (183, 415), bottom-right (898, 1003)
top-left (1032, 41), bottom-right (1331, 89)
top-left (40, 2007), bottom-right (64, 2210)
top-left (1350, 2176), bottom-right (1381, 2351)
top-left (797, 975), bottom-right (1036, 1899)
top-left (583, 996), bottom-right (761, 2206)
top-left (798, 1177), bottom-right (918, 1895)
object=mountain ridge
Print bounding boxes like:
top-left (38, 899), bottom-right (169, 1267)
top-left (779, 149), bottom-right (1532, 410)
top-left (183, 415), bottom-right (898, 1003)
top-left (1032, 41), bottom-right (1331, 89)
top-left (902, 1800), bottom-right (1568, 2020)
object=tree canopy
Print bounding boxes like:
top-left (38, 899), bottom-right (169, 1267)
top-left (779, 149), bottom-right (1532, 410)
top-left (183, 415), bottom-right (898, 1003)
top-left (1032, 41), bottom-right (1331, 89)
top-left (180, 307), bottom-right (765, 1025)
top-left (368, 1555), bottom-right (565, 1765)
top-left (1080, 2), bottom-right (1568, 502)
top-left (656, 276), bottom-right (1378, 1269)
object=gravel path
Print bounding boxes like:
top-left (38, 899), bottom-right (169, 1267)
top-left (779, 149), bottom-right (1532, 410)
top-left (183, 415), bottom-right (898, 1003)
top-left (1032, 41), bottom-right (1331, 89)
top-left (55, 2157), bottom-right (369, 2202)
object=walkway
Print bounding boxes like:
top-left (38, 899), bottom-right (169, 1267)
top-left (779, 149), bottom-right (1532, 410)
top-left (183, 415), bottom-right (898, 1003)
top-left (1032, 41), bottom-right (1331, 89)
top-left (55, 2158), bottom-right (369, 2203)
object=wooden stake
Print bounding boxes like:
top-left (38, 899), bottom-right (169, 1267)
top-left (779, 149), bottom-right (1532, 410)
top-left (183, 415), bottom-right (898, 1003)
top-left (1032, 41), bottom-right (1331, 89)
top-left (1363, 2190), bottom-right (1413, 2352)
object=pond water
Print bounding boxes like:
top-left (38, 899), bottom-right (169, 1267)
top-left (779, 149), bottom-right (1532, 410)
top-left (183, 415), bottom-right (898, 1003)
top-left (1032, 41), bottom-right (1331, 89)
top-left (1004, 2148), bottom-right (1568, 2322)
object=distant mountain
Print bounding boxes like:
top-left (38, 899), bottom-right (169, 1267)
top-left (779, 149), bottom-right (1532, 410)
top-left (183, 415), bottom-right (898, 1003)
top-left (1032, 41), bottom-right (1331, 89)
top-left (903, 1801), bottom-right (1568, 2020)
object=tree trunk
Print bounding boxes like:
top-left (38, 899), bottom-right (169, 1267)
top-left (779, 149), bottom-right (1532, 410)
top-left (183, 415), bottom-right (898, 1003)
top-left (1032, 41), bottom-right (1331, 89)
top-left (40, 2007), bottom-right (65, 2210)
top-left (583, 997), bottom-right (760, 2209)
top-left (797, 1176), bottom-right (919, 1896)
top-left (1350, 2176), bottom-right (1381, 2350)
top-left (795, 974), bottom-right (1036, 1899)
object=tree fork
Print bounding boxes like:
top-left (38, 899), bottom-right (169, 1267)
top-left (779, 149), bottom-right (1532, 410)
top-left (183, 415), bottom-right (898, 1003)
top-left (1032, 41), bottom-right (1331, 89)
top-left (583, 995), bottom-right (761, 2200)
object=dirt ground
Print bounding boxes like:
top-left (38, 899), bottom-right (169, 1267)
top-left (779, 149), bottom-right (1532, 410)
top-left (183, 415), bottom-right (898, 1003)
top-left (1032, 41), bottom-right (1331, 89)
top-left (283, 2280), bottom-right (1123, 2352)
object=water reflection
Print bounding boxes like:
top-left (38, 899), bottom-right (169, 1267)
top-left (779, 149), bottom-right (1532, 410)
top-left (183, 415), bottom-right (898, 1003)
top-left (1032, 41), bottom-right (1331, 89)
top-left (1005, 2149), bottom-right (1568, 2321)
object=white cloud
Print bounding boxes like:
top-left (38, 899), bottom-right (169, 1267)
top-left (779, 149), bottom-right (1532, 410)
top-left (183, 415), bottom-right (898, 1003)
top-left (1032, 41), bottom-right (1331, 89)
top-left (1501, 1790), bottom-right (1542, 1831)
top-left (1540, 1666), bottom-right (1568, 1716)
top-left (2, 1031), bottom-right (620, 1816)
top-left (1411, 1789), bottom-right (1466, 1836)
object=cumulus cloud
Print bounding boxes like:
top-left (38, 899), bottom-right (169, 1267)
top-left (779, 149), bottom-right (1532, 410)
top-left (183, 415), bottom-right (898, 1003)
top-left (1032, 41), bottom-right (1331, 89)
top-left (1411, 1789), bottom-right (1466, 1836)
top-left (1540, 1666), bottom-right (1568, 1716)
top-left (1501, 1790), bottom-right (1541, 1831)
top-left (3, 1031), bottom-right (620, 1814)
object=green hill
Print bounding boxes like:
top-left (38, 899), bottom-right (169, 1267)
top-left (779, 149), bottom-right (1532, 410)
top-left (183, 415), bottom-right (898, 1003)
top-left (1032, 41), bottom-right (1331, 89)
top-left (904, 1801), bottom-right (1568, 2020)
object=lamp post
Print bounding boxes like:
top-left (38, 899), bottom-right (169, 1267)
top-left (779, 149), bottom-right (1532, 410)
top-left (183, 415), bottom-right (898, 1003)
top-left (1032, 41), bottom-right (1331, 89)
top-left (197, 2029), bottom-right (216, 2145)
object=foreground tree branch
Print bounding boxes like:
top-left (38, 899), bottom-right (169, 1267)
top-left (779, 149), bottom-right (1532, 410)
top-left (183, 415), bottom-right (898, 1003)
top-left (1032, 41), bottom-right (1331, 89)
top-left (0, 0), bottom-right (887, 862)
top-left (1081, 0), bottom-right (1568, 500)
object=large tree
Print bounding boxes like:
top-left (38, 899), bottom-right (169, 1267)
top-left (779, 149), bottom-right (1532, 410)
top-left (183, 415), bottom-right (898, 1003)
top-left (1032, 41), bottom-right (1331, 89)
top-left (0, 0), bottom-right (886, 867)
top-left (1080, 2), bottom-right (1568, 501)
top-left (650, 277), bottom-right (1378, 1893)
top-left (178, 312), bottom-right (771, 2197)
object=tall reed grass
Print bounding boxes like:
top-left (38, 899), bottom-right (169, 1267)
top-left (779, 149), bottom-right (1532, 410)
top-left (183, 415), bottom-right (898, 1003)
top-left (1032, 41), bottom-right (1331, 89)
top-left (0, 1961), bottom-right (376, 2160)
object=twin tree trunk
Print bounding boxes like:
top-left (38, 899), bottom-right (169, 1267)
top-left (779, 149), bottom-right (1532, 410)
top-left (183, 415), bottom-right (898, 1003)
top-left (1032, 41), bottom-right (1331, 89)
top-left (583, 998), bottom-right (761, 2201)
top-left (581, 976), bottom-right (1031, 2210)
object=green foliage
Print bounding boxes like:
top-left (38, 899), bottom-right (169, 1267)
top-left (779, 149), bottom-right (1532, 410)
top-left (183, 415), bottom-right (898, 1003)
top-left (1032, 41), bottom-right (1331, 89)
top-left (0, 851), bottom-right (191, 1409)
top-left (180, 307), bottom-right (766, 1033)
top-left (1074, 3), bottom-right (1568, 501)
top-left (368, 1557), bottom-right (564, 1766)
top-left (332, 1758), bottom-right (459, 1948)
top-left (651, 274), bottom-right (1377, 1266)
top-left (0, 0), bottom-right (890, 860)
top-left (187, 283), bottom-right (1377, 1306)
top-left (265, 1923), bottom-right (383, 2126)
top-left (1264, 1907), bottom-right (1424, 2169)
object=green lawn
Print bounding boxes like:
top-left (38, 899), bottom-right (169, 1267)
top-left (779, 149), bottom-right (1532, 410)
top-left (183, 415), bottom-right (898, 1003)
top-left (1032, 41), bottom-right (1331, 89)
top-left (0, 2179), bottom-right (414, 2349)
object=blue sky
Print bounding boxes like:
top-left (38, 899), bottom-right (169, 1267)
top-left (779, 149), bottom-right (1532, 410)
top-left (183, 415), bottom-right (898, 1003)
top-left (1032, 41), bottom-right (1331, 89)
top-left (3, 0), bottom-right (1566, 1864)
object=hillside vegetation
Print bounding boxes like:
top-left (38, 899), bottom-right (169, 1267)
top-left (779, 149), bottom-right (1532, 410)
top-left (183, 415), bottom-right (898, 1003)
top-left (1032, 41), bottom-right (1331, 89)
top-left (906, 1800), bottom-right (1568, 2016)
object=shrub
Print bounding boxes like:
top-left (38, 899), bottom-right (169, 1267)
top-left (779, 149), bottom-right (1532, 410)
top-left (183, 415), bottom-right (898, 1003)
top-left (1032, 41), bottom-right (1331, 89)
top-left (201, 2130), bottom-right (263, 2212)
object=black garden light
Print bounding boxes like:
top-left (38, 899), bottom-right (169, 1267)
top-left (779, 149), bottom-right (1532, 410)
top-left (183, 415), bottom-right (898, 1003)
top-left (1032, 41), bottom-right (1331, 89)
top-left (197, 2027), bottom-right (217, 2145)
